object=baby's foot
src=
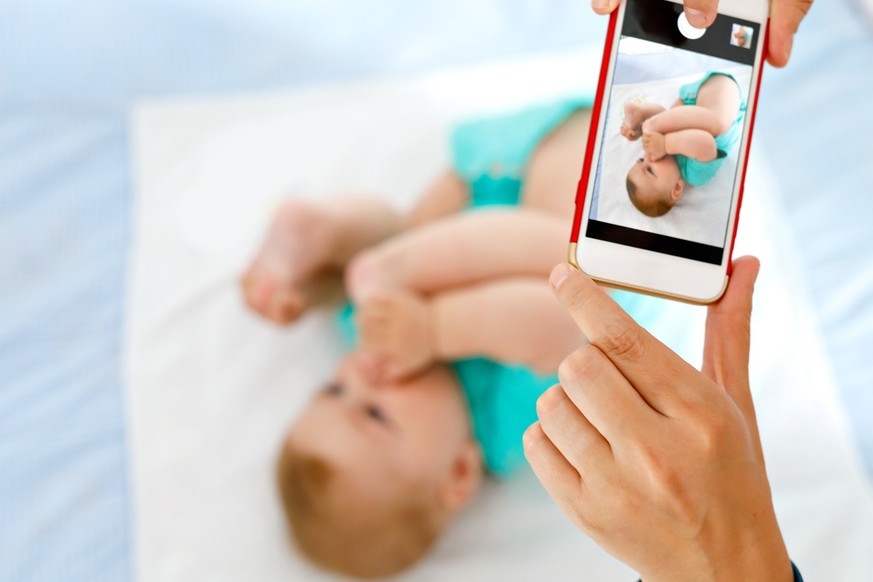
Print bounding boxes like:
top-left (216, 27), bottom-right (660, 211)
top-left (241, 200), bottom-right (339, 324)
top-left (358, 290), bottom-right (435, 381)
top-left (621, 102), bottom-right (646, 141)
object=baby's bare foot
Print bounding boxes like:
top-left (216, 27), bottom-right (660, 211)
top-left (241, 200), bottom-right (338, 324)
top-left (358, 290), bottom-right (435, 381)
top-left (621, 102), bottom-right (646, 141)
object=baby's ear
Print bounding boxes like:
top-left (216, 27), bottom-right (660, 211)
top-left (438, 440), bottom-right (482, 512)
top-left (671, 179), bottom-right (685, 202)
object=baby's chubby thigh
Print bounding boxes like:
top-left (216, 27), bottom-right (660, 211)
top-left (522, 108), bottom-right (592, 220)
top-left (696, 75), bottom-right (742, 134)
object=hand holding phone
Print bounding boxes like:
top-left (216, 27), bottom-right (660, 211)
top-left (525, 257), bottom-right (795, 582)
top-left (591, 0), bottom-right (811, 67)
top-left (571, 0), bottom-right (768, 303)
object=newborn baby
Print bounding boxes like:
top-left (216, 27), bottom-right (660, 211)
top-left (242, 100), bottom-right (645, 578)
top-left (622, 71), bottom-right (747, 217)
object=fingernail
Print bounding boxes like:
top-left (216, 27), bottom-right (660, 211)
top-left (550, 263), bottom-right (572, 290)
top-left (685, 8), bottom-right (708, 28)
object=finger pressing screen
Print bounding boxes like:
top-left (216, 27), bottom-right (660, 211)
top-left (549, 263), bottom-right (704, 416)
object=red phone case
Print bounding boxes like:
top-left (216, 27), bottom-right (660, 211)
top-left (570, 11), bottom-right (770, 279)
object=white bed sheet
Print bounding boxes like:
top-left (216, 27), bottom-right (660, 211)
top-left (594, 67), bottom-right (750, 247)
top-left (128, 50), bottom-right (873, 581)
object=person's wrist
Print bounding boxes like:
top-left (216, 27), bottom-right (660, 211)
top-left (639, 502), bottom-right (791, 582)
top-left (697, 513), bottom-right (790, 581)
top-left (706, 509), bottom-right (792, 582)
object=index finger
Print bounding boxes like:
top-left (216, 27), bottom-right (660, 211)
top-left (549, 263), bottom-right (703, 416)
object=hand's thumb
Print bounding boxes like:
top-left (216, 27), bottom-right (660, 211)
top-left (702, 256), bottom-right (760, 418)
top-left (683, 0), bottom-right (719, 28)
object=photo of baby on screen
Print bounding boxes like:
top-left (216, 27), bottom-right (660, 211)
top-left (588, 37), bottom-right (752, 249)
top-left (622, 70), bottom-right (746, 218)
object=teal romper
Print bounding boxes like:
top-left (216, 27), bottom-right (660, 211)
top-left (338, 98), bottom-right (664, 478)
top-left (674, 72), bottom-right (747, 187)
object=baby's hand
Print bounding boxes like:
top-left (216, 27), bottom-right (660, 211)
top-left (642, 126), bottom-right (667, 161)
top-left (358, 290), bottom-right (435, 381)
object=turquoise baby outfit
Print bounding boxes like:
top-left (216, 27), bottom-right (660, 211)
top-left (674, 72), bottom-right (747, 187)
top-left (451, 98), bottom-right (594, 209)
top-left (337, 97), bottom-right (661, 478)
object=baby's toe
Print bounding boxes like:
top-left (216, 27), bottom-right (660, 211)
top-left (269, 288), bottom-right (305, 324)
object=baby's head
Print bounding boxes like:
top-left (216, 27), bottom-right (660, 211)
top-left (626, 156), bottom-right (685, 217)
top-left (276, 353), bottom-right (482, 578)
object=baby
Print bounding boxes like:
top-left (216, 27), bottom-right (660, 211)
top-left (242, 101), bottom-right (610, 578)
top-left (733, 25), bottom-right (751, 48)
top-left (621, 71), bottom-right (746, 217)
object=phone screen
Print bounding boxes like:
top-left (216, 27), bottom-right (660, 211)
top-left (586, 0), bottom-right (761, 265)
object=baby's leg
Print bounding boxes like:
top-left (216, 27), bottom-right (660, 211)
top-left (347, 209), bottom-right (566, 301)
top-left (242, 197), bottom-right (403, 323)
top-left (648, 77), bottom-right (740, 137)
top-left (358, 277), bottom-right (584, 379)
top-left (430, 277), bottom-right (584, 373)
top-left (622, 102), bottom-right (667, 140)
top-left (243, 171), bottom-right (468, 324)
top-left (405, 171), bottom-right (469, 228)
top-left (694, 74), bottom-right (742, 134)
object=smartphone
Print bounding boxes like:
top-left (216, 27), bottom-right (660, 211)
top-left (569, 0), bottom-right (769, 304)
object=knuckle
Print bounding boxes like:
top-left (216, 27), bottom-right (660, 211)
top-left (522, 422), bottom-right (545, 451)
top-left (598, 319), bottom-right (644, 361)
top-left (536, 385), bottom-right (565, 420)
top-left (691, 403), bottom-right (742, 459)
top-left (558, 347), bottom-right (601, 387)
top-left (635, 442), bottom-right (679, 495)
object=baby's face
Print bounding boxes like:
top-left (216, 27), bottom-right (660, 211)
top-left (627, 156), bottom-right (682, 217)
top-left (287, 352), bottom-right (478, 502)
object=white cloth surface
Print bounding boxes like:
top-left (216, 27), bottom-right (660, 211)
top-left (128, 50), bottom-right (873, 581)
top-left (594, 66), bottom-right (750, 247)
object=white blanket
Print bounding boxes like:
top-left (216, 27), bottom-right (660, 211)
top-left (127, 49), bottom-right (873, 581)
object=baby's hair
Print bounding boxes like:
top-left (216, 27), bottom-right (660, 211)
top-left (276, 441), bottom-right (443, 579)
top-left (626, 174), bottom-right (672, 218)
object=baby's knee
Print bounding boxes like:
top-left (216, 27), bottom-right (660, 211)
top-left (346, 246), bottom-right (399, 302)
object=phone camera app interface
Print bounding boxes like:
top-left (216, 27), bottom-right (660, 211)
top-left (587, 0), bottom-right (760, 265)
